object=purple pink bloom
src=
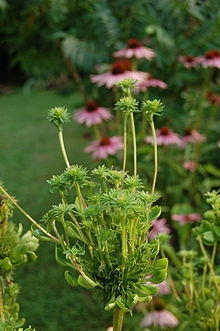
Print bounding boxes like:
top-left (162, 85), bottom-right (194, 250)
top-left (134, 74), bottom-right (168, 93)
top-left (183, 160), bottom-right (197, 172)
top-left (171, 213), bottom-right (201, 225)
top-left (113, 38), bottom-right (155, 60)
top-left (90, 59), bottom-right (147, 88)
top-left (145, 126), bottom-right (182, 147)
top-left (178, 55), bottom-right (202, 68)
top-left (140, 309), bottom-right (179, 328)
top-left (149, 218), bottom-right (171, 239)
top-left (84, 136), bottom-right (123, 159)
top-left (199, 49), bottom-right (220, 69)
top-left (74, 100), bottom-right (112, 127)
top-left (181, 128), bottom-right (206, 146)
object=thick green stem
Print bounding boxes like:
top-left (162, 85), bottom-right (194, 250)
top-left (122, 112), bottom-right (129, 172)
top-left (130, 112), bottom-right (137, 177)
top-left (113, 308), bottom-right (124, 331)
top-left (149, 117), bottom-right (158, 194)
top-left (58, 130), bottom-right (70, 168)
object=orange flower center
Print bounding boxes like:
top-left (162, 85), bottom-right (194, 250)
top-left (100, 136), bottom-right (110, 146)
top-left (127, 38), bottom-right (141, 49)
top-left (86, 100), bottom-right (98, 112)
top-left (160, 127), bottom-right (170, 135)
top-left (184, 128), bottom-right (192, 136)
top-left (111, 60), bottom-right (131, 74)
top-left (205, 49), bottom-right (220, 59)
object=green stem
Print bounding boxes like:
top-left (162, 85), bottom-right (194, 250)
top-left (58, 130), bottom-right (70, 168)
top-left (0, 185), bottom-right (60, 243)
top-left (149, 117), bottom-right (158, 194)
top-left (197, 236), bottom-right (219, 290)
top-left (113, 308), bottom-right (124, 331)
top-left (130, 112), bottom-right (137, 177)
top-left (122, 112), bottom-right (129, 172)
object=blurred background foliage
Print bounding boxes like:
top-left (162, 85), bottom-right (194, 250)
top-left (0, 0), bottom-right (220, 330)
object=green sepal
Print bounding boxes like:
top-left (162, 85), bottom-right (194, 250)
top-left (115, 296), bottom-right (130, 312)
top-left (105, 295), bottom-right (116, 310)
top-left (148, 206), bottom-right (161, 222)
top-left (137, 295), bottom-right (152, 303)
top-left (64, 270), bottom-right (78, 287)
top-left (55, 244), bottom-right (73, 268)
top-left (78, 274), bottom-right (97, 289)
top-left (148, 258), bottom-right (168, 283)
top-left (31, 225), bottom-right (54, 242)
top-left (66, 221), bottom-right (82, 240)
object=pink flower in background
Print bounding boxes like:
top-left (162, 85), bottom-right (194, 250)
top-left (207, 91), bottom-right (220, 105)
top-left (178, 55), bottom-right (202, 68)
top-left (74, 100), bottom-right (112, 127)
top-left (217, 141), bottom-right (220, 148)
top-left (171, 213), bottom-right (201, 225)
top-left (91, 59), bottom-right (147, 88)
top-left (149, 218), bottom-right (171, 239)
top-left (140, 310), bottom-right (179, 328)
top-left (199, 49), bottom-right (220, 68)
top-left (183, 160), bottom-right (197, 172)
top-left (181, 128), bottom-right (206, 146)
top-left (134, 74), bottom-right (168, 93)
top-left (145, 127), bottom-right (182, 147)
top-left (113, 38), bottom-right (155, 60)
top-left (85, 136), bottom-right (123, 159)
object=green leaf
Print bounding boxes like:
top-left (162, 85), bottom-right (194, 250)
top-left (115, 296), bottom-right (130, 312)
top-left (64, 270), bottom-right (78, 287)
top-left (148, 206), bottom-right (161, 221)
top-left (31, 225), bottom-right (53, 242)
top-left (66, 221), bottom-right (82, 240)
top-left (55, 245), bottom-right (73, 268)
top-left (77, 274), bottom-right (97, 289)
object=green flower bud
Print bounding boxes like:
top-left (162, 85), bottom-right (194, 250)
top-left (48, 106), bottom-right (71, 130)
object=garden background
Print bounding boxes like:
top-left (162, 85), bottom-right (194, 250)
top-left (0, 1), bottom-right (219, 331)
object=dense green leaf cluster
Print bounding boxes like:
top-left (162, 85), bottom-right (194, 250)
top-left (37, 165), bottom-right (167, 312)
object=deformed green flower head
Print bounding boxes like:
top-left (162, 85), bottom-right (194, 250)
top-left (48, 106), bottom-right (71, 131)
top-left (114, 96), bottom-right (139, 113)
top-left (141, 99), bottom-right (164, 119)
top-left (117, 78), bottom-right (137, 95)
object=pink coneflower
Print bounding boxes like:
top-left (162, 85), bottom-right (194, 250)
top-left (90, 59), bottom-right (147, 88)
top-left (183, 160), bottom-right (197, 172)
top-left (113, 38), bottom-right (155, 60)
top-left (145, 126), bottom-right (182, 147)
top-left (178, 55), bottom-right (202, 68)
top-left (134, 74), bottom-right (168, 93)
top-left (199, 49), bottom-right (220, 69)
top-left (74, 100), bottom-right (112, 127)
top-left (171, 213), bottom-right (201, 225)
top-left (181, 128), bottom-right (206, 146)
top-left (84, 136), bottom-right (123, 159)
top-left (218, 141), bottom-right (220, 148)
top-left (149, 218), bottom-right (171, 239)
top-left (141, 310), bottom-right (179, 328)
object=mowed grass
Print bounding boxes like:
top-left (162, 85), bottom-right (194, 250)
top-left (0, 88), bottom-right (114, 331)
